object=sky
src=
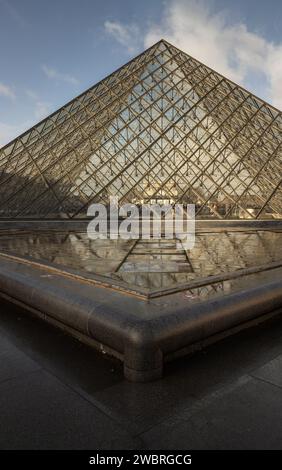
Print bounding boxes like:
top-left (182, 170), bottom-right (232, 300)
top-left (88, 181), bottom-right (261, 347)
top-left (1, 0), bottom-right (282, 146)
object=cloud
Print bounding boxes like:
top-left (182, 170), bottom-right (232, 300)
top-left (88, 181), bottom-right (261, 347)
top-left (104, 0), bottom-right (282, 110)
top-left (0, 0), bottom-right (27, 28)
top-left (26, 89), bottom-right (51, 120)
top-left (41, 65), bottom-right (79, 86)
top-left (0, 82), bottom-right (16, 100)
top-left (25, 89), bottom-right (38, 101)
top-left (0, 89), bottom-right (52, 146)
top-left (266, 44), bottom-right (282, 110)
top-left (34, 101), bottom-right (51, 120)
top-left (104, 20), bottom-right (141, 54)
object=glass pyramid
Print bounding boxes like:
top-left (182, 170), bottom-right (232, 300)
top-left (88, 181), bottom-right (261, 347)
top-left (0, 39), bottom-right (281, 219)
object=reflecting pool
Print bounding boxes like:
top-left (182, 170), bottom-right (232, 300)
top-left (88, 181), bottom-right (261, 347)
top-left (0, 229), bottom-right (281, 293)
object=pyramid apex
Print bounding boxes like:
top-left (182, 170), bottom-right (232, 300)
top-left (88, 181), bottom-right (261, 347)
top-left (151, 38), bottom-right (176, 53)
top-left (155, 38), bottom-right (171, 46)
top-left (151, 38), bottom-right (172, 53)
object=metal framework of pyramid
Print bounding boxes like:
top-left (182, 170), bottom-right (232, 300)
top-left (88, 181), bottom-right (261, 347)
top-left (0, 39), bottom-right (281, 219)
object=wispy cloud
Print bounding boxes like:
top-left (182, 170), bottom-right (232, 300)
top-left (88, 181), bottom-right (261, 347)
top-left (34, 101), bottom-right (51, 120)
top-left (25, 90), bottom-right (38, 101)
top-left (26, 89), bottom-right (51, 120)
top-left (0, 88), bottom-right (52, 146)
top-left (41, 65), bottom-right (79, 86)
top-left (0, 82), bottom-right (16, 100)
top-left (0, 0), bottom-right (27, 28)
top-left (104, 20), bottom-right (141, 54)
top-left (104, 0), bottom-right (282, 109)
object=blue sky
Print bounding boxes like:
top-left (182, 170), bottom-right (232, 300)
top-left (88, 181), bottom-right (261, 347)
top-left (1, 0), bottom-right (282, 146)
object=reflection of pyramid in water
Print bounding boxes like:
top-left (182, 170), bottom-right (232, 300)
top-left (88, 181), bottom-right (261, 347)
top-left (0, 39), bottom-right (281, 219)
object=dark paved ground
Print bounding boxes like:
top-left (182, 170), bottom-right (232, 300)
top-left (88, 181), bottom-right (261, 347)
top-left (0, 298), bottom-right (282, 450)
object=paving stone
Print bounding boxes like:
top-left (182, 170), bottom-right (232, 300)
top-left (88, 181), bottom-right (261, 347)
top-left (1, 299), bottom-right (282, 449)
top-left (251, 354), bottom-right (282, 388)
top-left (92, 316), bottom-right (282, 434)
top-left (0, 345), bottom-right (41, 384)
top-left (141, 377), bottom-right (282, 450)
top-left (0, 369), bottom-right (140, 450)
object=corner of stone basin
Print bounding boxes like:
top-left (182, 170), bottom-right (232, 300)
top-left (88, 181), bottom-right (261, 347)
top-left (86, 299), bottom-right (164, 382)
top-left (123, 319), bottom-right (164, 383)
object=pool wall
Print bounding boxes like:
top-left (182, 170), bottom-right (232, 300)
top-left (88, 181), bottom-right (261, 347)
top-left (0, 253), bottom-right (282, 381)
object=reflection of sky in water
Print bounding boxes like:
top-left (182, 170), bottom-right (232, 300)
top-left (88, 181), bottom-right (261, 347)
top-left (0, 230), bottom-right (281, 291)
